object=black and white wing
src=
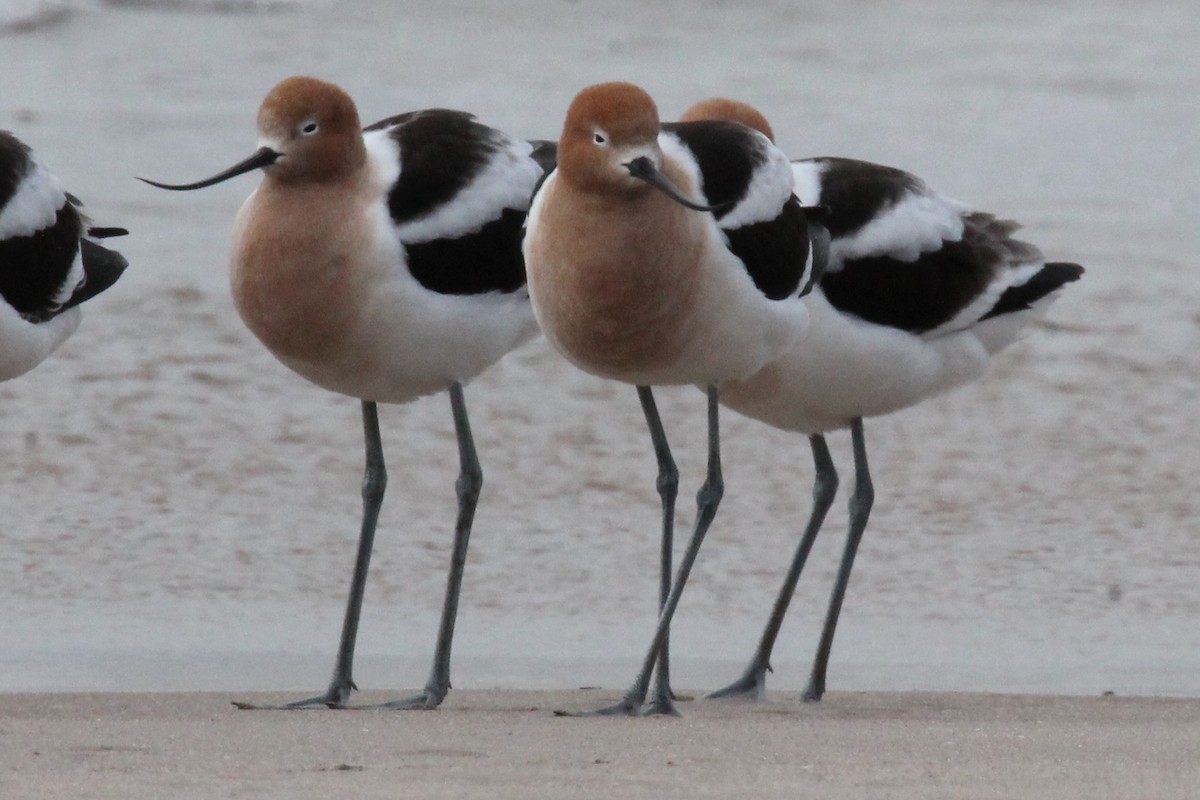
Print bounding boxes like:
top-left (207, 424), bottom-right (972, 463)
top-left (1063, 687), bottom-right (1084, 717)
top-left (663, 120), bottom-right (817, 301)
top-left (365, 110), bottom-right (552, 296)
top-left (793, 156), bottom-right (1082, 336)
top-left (0, 131), bottom-right (127, 325)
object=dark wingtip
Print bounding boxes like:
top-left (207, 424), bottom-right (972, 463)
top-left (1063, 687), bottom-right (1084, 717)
top-left (56, 239), bottom-right (129, 313)
top-left (1047, 261), bottom-right (1085, 281)
top-left (980, 260), bottom-right (1085, 322)
top-left (87, 226), bottom-right (129, 239)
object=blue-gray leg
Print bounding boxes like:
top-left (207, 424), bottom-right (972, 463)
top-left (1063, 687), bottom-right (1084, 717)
top-left (707, 433), bottom-right (838, 701)
top-left (803, 418), bottom-right (873, 702)
top-left (558, 384), bottom-right (724, 717)
top-left (233, 399), bottom-right (386, 710)
top-left (636, 385), bottom-right (681, 715)
top-left (375, 381), bottom-right (481, 710)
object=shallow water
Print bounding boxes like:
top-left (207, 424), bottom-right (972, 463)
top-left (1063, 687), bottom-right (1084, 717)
top-left (2, 0), bottom-right (1198, 697)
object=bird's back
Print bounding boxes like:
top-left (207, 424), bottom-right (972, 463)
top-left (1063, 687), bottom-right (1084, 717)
top-left (794, 156), bottom-right (1081, 342)
top-left (719, 157), bottom-right (1083, 432)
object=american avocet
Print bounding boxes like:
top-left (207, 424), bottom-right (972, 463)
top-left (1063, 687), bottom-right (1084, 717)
top-left (1, 131), bottom-right (128, 381)
top-left (681, 98), bottom-right (1084, 702)
top-left (142, 76), bottom-right (552, 710)
top-left (524, 82), bottom-right (822, 716)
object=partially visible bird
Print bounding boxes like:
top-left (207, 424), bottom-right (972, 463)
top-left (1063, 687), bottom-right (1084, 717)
top-left (1, 131), bottom-right (128, 381)
top-left (142, 76), bottom-right (553, 710)
top-left (680, 98), bottom-right (1084, 702)
top-left (524, 82), bottom-right (821, 716)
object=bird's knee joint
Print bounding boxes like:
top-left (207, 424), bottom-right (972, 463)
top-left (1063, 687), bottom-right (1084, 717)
top-left (456, 467), bottom-right (483, 500)
top-left (848, 484), bottom-right (874, 517)
top-left (696, 480), bottom-right (724, 507)
top-left (362, 467), bottom-right (387, 501)
top-left (814, 472), bottom-right (839, 503)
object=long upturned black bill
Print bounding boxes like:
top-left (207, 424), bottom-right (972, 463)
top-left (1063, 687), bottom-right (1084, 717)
top-left (138, 146), bottom-right (282, 191)
top-left (624, 156), bottom-right (727, 213)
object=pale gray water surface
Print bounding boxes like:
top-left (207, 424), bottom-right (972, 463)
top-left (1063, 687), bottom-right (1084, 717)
top-left (1, 0), bottom-right (1198, 696)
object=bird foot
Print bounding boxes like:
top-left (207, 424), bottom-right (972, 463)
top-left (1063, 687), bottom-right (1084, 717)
top-left (231, 681), bottom-right (355, 710)
top-left (706, 666), bottom-right (768, 701)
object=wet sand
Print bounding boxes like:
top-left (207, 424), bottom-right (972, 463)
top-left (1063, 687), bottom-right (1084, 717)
top-left (1, 0), bottom-right (1199, 795)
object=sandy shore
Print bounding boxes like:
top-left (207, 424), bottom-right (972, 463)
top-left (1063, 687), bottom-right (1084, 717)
top-left (3, 0), bottom-right (1197, 698)
top-left (2, 4), bottom-right (1199, 795)
top-left (2, 689), bottom-right (1198, 799)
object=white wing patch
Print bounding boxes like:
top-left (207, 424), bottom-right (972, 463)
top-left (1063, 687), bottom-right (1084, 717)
top-left (0, 152), bottom-right (67, 239)
top-left (657, 132), bottom-right (705, 201)
top-left (790, 161), bottom-right (825, 207)
top-left (383, 132), bottom-right (543, 245)
top-left (720, 132), bottom-right (794, 230)
top-left (362, 130), bottom-right (402, 205)
top-left (660, 129), bottom-right (795, 230)
top-left (795, 159), bottom-right (971, 274)
top-left (832, 188), bottom-right (967, 268)
top-left (51, 249), bottom-right (86, 307)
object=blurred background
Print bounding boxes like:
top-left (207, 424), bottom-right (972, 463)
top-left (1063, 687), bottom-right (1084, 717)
top-left (1, 0), bottom-right (1197, 697)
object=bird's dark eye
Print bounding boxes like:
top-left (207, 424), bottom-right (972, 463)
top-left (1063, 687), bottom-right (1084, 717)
top-left (593, 132), bottom-right (606, 145)
top-left (301, 121), bottom-right (319, 135)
